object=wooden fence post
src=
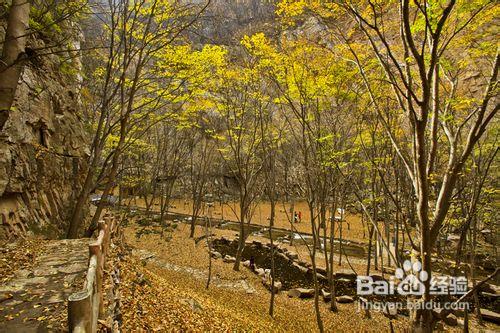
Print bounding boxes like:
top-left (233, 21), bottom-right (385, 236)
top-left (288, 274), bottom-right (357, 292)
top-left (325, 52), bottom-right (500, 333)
top-left (68, 214), bottom-right (115, 332)
top-left (89, 243), bottom-right (103, 320)
top-left (68, 256), bottom-right (98, 332)
top-left (68, 290), bottom-right (92, 332)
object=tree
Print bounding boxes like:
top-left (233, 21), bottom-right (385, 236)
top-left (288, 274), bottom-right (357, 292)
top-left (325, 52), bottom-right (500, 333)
top-left (278, 0), bottom-right (498, 330)
top-left (67, 0), bottom-right (212, 238)
top-left (188, 130), bottom-right (216, 238)
top-left (0, 0), bottom-right (30, 130)
top-left (211, 59), bottom-right (266, 271)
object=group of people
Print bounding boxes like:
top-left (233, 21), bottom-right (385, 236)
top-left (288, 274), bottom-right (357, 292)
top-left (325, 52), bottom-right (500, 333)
top-left (293, 211), bottom-right (302, 223)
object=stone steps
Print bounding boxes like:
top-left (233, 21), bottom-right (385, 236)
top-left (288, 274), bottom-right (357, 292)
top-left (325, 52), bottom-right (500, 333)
top-left (0, 238), bottom-right (89, 332)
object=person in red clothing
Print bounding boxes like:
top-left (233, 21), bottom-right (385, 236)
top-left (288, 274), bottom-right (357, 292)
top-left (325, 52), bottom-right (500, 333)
top-left (298, 211), bottom-right (302, 223)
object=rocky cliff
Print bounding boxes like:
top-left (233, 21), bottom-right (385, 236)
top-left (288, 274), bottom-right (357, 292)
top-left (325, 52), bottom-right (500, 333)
top-left (191, 0), bottom-right (277, 45)
top-left (0, 17), bottom-right (89, 240)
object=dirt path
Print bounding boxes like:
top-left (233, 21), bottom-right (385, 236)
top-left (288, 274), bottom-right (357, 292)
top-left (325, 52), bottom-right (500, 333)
top-left (125, 198), bottom-right (373, 242)
top-left (0, 239), bottom-right (89, 332)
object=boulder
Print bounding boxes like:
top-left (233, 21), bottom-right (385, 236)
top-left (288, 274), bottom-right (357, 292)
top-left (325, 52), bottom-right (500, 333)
top-left (298, 260), bottom-right (311, 268)
top-left (255, 268), bottom-right (265, 277)
top-left (316, 273), bottom-right (328, 282)
top-left (336, 295), bottom-right (354, 303)
top-left (480, 309), bottom-right (500, 324)
top-left (223, 255), bottom-right (236, 263)
top-left (321, 289), bottom-right (331, 301)
top-left (211, 251), bottom-right (222, 259)
top-left (277, 252), bottom-right (289, 261)
top-left (288, 288), bottom-right (315, 299)
top-left (316, 267), bottom-right (327, 275)
top-left (262, 278), bottom-right (282, 293)
top-left (443, 314), bottom-right (458, 327)
top-left (287, 251), bottom-right (299, 260)
top-left (334, 271), bottom-right (357, 281)
top-left (481, 292), bottom-right (500, 300)
top-left (242, 260), bottom-right (251, 267)
top-left (292, 262), bottom-right (308, 274)
top-left (240, 280), bottom-right (256, 294)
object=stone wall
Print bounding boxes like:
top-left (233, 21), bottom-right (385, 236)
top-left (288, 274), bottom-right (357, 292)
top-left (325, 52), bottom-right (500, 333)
top-left (0, 20), bottom-right (89, 240)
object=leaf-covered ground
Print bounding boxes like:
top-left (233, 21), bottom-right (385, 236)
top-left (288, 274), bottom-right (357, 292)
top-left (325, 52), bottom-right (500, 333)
top-left (119, 216), bottom-right (500, 332)
top-left (0, 238), bottom-right (89, 332)
top-left (120, 221), bottom-right (415, 332)
top-left (120, 255), bottom-right (415, 332)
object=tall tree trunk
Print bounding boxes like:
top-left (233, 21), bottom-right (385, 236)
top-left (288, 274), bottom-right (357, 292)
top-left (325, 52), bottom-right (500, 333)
top-left (85, 147), bottom-right (122, 237)
top-left (414, 121), bottom-right (433, 332)
top-left (206, 207), bottom-right (213, 289)
top-left (470, 215), bottom-right (483, 325)
top-left (0, 0), bottom-right (30, 130)
top-left (309, 206), bottom-right (324, 333)
top-left (329, 197), bottom-right (338, 312)
top-left (268, 197), bottom-right (276, 317)
top-left (366, 224), bottom-right (374, 276)
top-left (233, 203), bottom-right (246, 271)
top-left (67, 168), bottom-right (95, 238)
top-left (85, 114), bottom-right (128, 237)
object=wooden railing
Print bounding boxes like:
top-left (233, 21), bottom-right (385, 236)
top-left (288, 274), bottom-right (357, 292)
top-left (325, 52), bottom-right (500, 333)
top-left (68, 215), bottom-right (114, 332)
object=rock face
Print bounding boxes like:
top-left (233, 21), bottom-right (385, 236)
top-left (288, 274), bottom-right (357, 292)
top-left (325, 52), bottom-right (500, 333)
top-left (0, 20), bottom-right (89, 240)
top-left (190, 0), bottom-right (276, 45)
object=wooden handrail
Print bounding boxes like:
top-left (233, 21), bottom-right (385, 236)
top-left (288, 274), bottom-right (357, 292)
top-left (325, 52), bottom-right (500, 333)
top-left (68, 216), bottom-right (115, 333)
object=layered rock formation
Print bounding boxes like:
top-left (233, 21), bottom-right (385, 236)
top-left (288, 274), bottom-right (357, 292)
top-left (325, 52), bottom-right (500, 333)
top-left (190, 0), bottom-right (277, 45)
top-left (0, 20), bottom-right (89, 239)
